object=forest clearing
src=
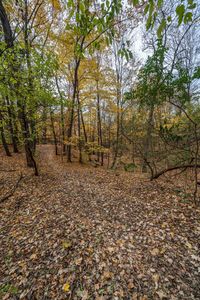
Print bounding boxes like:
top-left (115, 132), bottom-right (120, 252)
top-left (0, 0), bottom-right (200, 299)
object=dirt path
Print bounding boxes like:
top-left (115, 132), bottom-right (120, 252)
top-left (0, 145), bottom-right (200, 300)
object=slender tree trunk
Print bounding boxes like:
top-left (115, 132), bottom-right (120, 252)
top-left (60, 101), bottom-right (65, 153)
top-left (67, 59), bottom-right (80, 162)
top-left (77, 89), bottom-right (82, 163)
top-left (80, 107), bottom-right (87, 143)
top-left (111, 83), bottom-right (120, 169)
top-left (24, 0), bottom-right (37, 153)
top-left (0, 128), bottom-right (12, 157)
top-left (18, 101), bottom-right (38, 175)
top-left (96, 80), bottom-right (103, 165)
top-left (0, 112), bottom-right (11, 156)
top-left (30, 119), bottom-right (36, 152)
top-left (193, 123), bottom-right (199, 205)
top-left (42, 107), bottom-right (47, 144)
top-left (55, 76), bottom-right (65, 153)
top-left (5, 96), bottom-right (19, 153)
top-left (50, 109), bottom-right (58, 155)
top-left (0, 0), bottom-right (13, 48)
top-left (142, 105), bottom-right (154, 173)
top-left (107, 117), bottom-right (111, 168)
top-left (80, 106), bottom-right (91, 161)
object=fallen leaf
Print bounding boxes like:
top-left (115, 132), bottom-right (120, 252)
top-left (156, 290), bottom-right (167, 299)
top-left (131, 293), bottom-right (138, 300)
top-left (30, 253), bottom-right (37, 260)
top-left (107, 247), bottom-right (114, 253)
top-left (62, 240), bottom-right (72, 249)
top-left (102, 271), bottom-right (113, 280)
top-left (152, 273), bottom-right (159, 290)
top-left (185, 241), bottom-right (192, 249)
top-left (63, 282), bottom-right (70, 292)
top-left (150, 248), bottom-right (159, 256)
top-left (128, 281), bottom-right (135, 289)
top-left (75, 257), bottom-right (83, 265)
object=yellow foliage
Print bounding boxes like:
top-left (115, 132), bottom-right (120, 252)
top-left (62, 240), bottom-right (72, 249)
top-left (63, 282), bottom-right (70, 292)
top-left (51, 0), bottom-right (61, 10)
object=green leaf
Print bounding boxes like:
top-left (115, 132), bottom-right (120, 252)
top-left (144, 4), bottom-right (149, 15)
top-left (188, 3), bottom-right (196, 9)
top-left (188, 0), bottom-right (196, 9)
top-left (79, 2), bottom-right (85, 12)
top-left (176, 4), bottom-right (185, 26)
top-left (146, 15), bottom-right (152, 30)
top-left (193, 67), bottom-right (200, 79)
top-left (149, 0), bottom-right (155, 15)
top-left (157, 18), bottom-right (166, 38)
top-left (184, 12), bottom-right (193, 23)
top-left (157, 0), bottom-right (163, 8)
top-left (132, 0), bottom-right (139, 5)
top-left (167, 16), bottom-right (172, 23)
top-left (75, 12), bottom-right (80, 23)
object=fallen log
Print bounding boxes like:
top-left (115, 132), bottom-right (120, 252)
top-left (151, 164), bottom-right (200, 180)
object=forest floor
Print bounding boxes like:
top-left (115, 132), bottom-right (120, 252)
top-left (0, 145), bottom-right (200, 300)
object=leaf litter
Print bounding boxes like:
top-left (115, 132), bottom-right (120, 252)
top-left (0, 145), bottom-right (200, 299)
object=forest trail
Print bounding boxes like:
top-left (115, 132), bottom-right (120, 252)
top-left (0, 145), bottom-right (200, 300)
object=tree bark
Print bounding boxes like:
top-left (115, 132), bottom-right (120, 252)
top-left (96, 80), bottom-right (103, 166)
top-left (152, 164), bottom-right (200, 180)
top-left (0, 0), bottom-right (13, 48)
top-left (0, 115), bottom-right (11, 157)
top-left (66, 59), bottom-right (80, 162)
top-left (111, 82), bottom-right (120, 169)
top-left (55, 76), bottom-right (65, 153)
top-left (77, 90), bottom-right (82, 163)
top-left (50, 109), bottom-right (58, 155)
top-left (5, 96), bottom-right (19, 153)
top-left (142, 105), bottom-right (154, 173)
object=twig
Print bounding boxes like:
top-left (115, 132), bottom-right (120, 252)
top-left (152, 164), bottom-right (200, 180)
top-left (0, 169), bottom-right (17, 172)
top-left (0, 172), bottom-right (23, 203)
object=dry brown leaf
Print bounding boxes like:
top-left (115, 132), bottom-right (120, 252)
top-left (150, 248), bottom-right (159, 256)
top-left (30, 253), bottom-right (37, 260)
top-left (152, 273), bottom-right (159, 290)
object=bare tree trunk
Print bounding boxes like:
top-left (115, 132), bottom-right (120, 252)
top-left (80, 107), bottom-right (87, 143)
top-left (50, 109), bottom-right (58, 155)
top-left (142, 105), bottom-right (154, 173)
top-left (111, 85), bottom-right (120, 169)
top-left (55, 76), bottom-right (65, 153)
top-left (42, 107), bottom-right (47, 144)
top-left (193, 123), bottom-right (199, 205)
top-left (77, 89), bottom-right (82, 163)
top-left (0, 112), bottom-right (11, 157)
top-left (96, 80), bottom-right (103, 166)
top-left (0, 0), bottom-right (13, 48)
top-left (18, 101), bottom-right (38, 175)
top-left (61, 101), bottom-right (65, 154)
top-left (107, 117), bottom-right (111, 168)
top-left (5, 96), bottom-right (19, 153)
top-left (67, 59), bottom-right (80, 162)
top-left (80, 106), bottom-right (90, 160)
top-left (24, 0), bottom-right (37, 153)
